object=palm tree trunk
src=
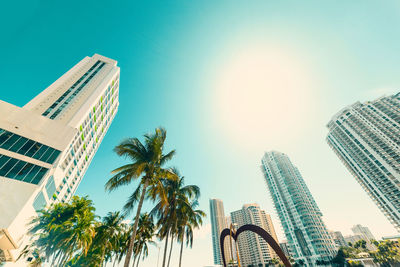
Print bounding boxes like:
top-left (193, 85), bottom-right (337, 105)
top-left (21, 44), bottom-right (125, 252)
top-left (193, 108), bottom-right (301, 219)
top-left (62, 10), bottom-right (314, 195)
top-left (178, 236), bottom-right (184, 267)
top-left (135, 250), bottom-right (141, 267)
top-left (123, 182), bottom-right (148, 267)
top-left (132, 256), bottom-right (136, 267)
top-left (162, 231), bottom-right (170, 267)
top-left (101, 248), bottom-right (106, 267)
top-left (167, 237), bottom-right (174, 267)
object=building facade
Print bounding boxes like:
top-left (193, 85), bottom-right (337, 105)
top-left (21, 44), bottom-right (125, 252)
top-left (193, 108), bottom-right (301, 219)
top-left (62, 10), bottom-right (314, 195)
top-left (351, 224), bottom-right (375, 242)
top-left (326, 93), bottom-right (400, 232)
top-left (0, 54), bottom-right (120, 265)
top-left (210, 199), bottom-right (233, 265)
top-left (261, 151), bottom-right (337, 265)
top-left (351, 224), bottom-right (376, 250)
top-left (279, 241), bottom-right (292, 258)
top-left (230, 203), bottom-right (279, 266)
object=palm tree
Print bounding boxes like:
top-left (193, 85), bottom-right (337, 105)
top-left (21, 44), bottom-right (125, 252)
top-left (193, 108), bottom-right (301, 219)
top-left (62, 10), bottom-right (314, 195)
top-left (177, 200), bottom-right (205, 267)
top-left (113, 226), bottom-right (132, 267)
top-left (132, 213), bottom-right (156, 267)
top-left (105, 127), bottom-right (177, 267)
top-left (151, 169), bottom-right (201, 267)
top-left (84, 211), bottom-right (126, 266)
top-left (25, 196), bottom-right (96, 266)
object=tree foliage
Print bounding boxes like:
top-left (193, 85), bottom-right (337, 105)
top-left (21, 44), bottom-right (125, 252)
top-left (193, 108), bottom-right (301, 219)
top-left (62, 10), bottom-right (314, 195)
top-left (18, 128), bottom-right (205, 267)
top-left (105, 127), bottom-right (177, 267)
top-left (370, 239), bottom-right (400, 266)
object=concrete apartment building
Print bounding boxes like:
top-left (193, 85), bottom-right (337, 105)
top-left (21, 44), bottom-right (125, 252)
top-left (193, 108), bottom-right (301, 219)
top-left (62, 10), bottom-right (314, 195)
top-left (327, 93), bottom-right (400, 232)
top-left (0, 54), bottom-right (120, 266)
top-left (261, 151), bottom-right (337, 265)
top-left (230, 203), bottom-right (279, 266)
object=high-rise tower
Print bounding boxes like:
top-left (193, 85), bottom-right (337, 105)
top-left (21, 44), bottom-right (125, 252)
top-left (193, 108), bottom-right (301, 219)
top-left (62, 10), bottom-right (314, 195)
top-left (261, 151), bottom-right (336, 265)
top-left (327, 93), bottom-right (400, 232)
top-left (0, 54), bottom-right (120, 265)
top-left (209, 199), bottom-right (233, 265)
top-left (230, 203), bottom-right (279, 266)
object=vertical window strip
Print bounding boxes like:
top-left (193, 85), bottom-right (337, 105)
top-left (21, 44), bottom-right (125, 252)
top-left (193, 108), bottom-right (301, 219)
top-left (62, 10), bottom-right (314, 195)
top-left (42, 61), bottom-right (101, 117)
top-left (49, 62), bottom-right (106, 119)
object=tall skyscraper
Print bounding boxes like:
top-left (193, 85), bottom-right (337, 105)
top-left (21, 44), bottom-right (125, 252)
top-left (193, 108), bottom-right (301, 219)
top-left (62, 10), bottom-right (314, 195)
top-left (210, 199), bottom-right (232, 265)
top-left (230, 203), bottom-right (279, 266)
top-left (326, 93), bottom-right (400, 232)
top-left (261, 151), bottom-right (337, 265)
top-left (351, 224), bottom-right (376, 250)
top-left (351, 224), bottom-right (375, 242)
top-left (0, 54), bottom-right (120, 265)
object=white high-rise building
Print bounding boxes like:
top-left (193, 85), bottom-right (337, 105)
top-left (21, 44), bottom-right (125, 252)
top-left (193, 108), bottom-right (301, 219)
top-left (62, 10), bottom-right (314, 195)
top-left (351, 224), bottom-right (376, 250)
top-left (326, 93), bottom-right (400, 232)
top-left (210, 199), bottom-right (233, 266)
top-left (351, 224), bottom-right (375, 242)
top-left (261, 151), bottom-right (337, 265)
top-left (329, 231), bottom-right (347, 249)
top-left (0, 54), bottom-right (120, 265)
top-left (230, 203), bottom-right (279, 266)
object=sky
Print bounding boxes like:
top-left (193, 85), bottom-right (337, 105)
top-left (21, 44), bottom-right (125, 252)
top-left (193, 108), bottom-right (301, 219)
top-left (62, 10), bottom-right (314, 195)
top-left (1, 1), bottom-right (400, 266)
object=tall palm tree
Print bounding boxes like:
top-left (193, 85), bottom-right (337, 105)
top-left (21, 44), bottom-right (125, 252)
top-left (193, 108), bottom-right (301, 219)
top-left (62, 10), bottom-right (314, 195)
top-left (151, 169), bottom-right (200, 267)
top-left (177, 200), bottom-right (205, 267)
top-left (105, 127), bottom-right (177, 267)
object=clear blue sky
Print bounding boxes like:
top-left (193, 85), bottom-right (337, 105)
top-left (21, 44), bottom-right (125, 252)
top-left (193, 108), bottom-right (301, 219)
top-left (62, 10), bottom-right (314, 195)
top-left (1, 1), bottom-right (400, 266)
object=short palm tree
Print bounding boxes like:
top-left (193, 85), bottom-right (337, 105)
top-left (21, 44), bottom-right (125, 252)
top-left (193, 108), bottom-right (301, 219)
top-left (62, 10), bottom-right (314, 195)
top-left (92, 211), bottom-right (126, 265)
top-left (113, 226), bottom-right (132, 267)
top-left (25, 196), bottom-right (96, 266)
top-left (151, 168), bottom-right (201, 267)
top-left (132, 213), bottom-right (156, 267)
top-left (105, 127), bottom-right (177, 267)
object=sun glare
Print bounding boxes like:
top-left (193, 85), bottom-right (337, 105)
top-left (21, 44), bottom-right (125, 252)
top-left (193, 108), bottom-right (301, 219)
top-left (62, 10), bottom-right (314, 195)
top-left (214, 44), bottom-right (316, 150)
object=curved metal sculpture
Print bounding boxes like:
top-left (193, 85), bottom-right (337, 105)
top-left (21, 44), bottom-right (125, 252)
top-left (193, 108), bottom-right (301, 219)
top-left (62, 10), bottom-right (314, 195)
top-left (220, 224), bottom-right (291, 267)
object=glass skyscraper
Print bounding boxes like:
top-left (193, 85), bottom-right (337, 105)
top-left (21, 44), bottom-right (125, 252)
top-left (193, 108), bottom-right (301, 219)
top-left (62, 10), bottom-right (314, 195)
top-left (209, 198), bottom-right (232, 265)
top-left (261, 151), bottom-right (336, 265)
top-left (0, 54), bottom-right (119, 265)
top-left (327, 93), bottom-right (400, 232)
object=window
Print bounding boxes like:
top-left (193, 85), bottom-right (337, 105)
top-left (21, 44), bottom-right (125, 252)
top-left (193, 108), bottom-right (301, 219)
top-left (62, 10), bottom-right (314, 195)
top-left (6, 160), bottom-right (27, 180)
top-left (33, 192), bottom-right (46, 211)
top-left (25, 143), bottom-right (41, 157)
top-left (0, 132), bottom-right (63, 165)
top-left (0, 155), bottom-right (10, 169)
top-left (19, 140), bottom-right (35, 155)
top-left (0, 158), bottom-right (18, 176)
top-left (24, 165), bottom-right (42, 183)
top-left (46, 176), bottom-right (56, 198)
top-left (1, 134), bottom-right (20, 150)
top-left (0, 155), bottom-right (49, 185)
top-left (16, 162), bottom-right (35, 181)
